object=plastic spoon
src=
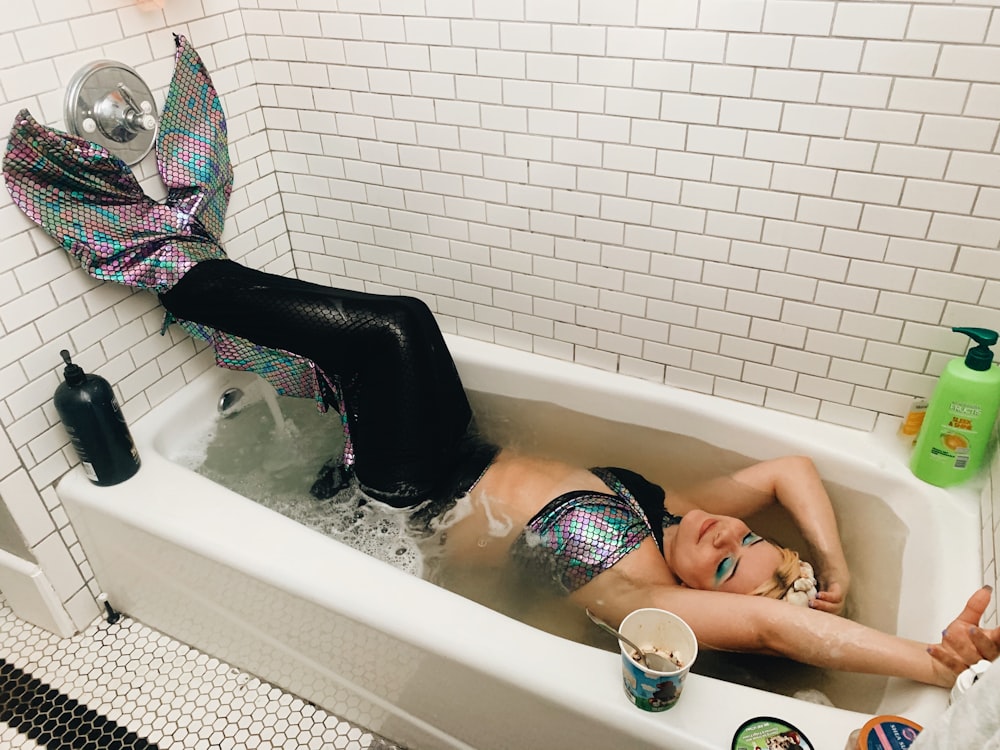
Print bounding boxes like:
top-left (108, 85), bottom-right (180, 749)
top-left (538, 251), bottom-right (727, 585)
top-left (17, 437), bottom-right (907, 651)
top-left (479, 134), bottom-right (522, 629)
top-left (585, 609), bottom-right (681, 672)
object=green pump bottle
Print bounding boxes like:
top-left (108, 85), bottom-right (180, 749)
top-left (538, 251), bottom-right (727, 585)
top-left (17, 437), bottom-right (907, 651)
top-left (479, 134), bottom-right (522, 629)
top-left (910, 327), bottom-right (1000, 487)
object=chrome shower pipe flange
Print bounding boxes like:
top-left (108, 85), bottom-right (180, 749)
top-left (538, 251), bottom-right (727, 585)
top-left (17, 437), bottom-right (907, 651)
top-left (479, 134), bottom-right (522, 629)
top-left (64, 60), bottom-right (159, 166)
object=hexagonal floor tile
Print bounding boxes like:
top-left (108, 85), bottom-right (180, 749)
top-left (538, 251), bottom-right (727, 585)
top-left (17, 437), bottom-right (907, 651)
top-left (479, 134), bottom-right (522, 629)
top-left (0, 596), bottom-right (406, 749)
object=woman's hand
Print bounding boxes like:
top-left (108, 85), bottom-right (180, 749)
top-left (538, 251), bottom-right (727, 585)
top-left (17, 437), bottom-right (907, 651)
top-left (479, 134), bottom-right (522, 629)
top-left (811, 558), bottom-right (851, 614)
top-left (811, 575), bottom-right (849, 615)
top-left (927, 586), bottom-right (1000, 685)
top-left (727, 456), bottom-right (852, 613)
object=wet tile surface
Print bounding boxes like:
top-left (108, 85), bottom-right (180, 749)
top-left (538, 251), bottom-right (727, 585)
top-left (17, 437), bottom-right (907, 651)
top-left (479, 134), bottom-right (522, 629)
top-left (0, 597), bottom-right (405, 749)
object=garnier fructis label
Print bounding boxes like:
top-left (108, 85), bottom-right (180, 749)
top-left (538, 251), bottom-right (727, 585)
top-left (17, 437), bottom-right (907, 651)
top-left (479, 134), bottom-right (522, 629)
top-left (928, 401), bottom-right (980, 469)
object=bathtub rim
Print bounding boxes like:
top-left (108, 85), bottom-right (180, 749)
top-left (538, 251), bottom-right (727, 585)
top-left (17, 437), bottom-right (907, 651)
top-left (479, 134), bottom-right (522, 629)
top-left (59, 452), bottom-right (890, 750)
top-left (60, 335), bottom-right (984, 749)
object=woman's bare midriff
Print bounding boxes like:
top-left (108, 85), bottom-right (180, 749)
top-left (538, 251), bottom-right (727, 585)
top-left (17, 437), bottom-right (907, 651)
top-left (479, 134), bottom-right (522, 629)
top-left (439, 450), bottom-right (613, 564)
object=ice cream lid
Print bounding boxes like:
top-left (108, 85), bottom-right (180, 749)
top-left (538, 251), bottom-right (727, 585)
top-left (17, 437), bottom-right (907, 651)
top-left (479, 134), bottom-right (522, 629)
top-left (731, 716), bottom-right (815, 750)
top-left (856, 715), bottom-right (922, 750)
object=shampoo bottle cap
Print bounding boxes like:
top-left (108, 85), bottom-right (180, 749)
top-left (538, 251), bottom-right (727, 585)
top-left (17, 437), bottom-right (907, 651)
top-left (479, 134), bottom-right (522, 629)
top-left (60, 350), bottom-right (86, 387)
top-left (953, 327), bottom-right (999, 371)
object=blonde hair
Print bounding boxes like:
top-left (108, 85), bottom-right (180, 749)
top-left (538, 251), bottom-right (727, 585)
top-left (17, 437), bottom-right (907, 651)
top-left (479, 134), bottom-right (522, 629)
top-left (750, 544), bottom-right (805, 600)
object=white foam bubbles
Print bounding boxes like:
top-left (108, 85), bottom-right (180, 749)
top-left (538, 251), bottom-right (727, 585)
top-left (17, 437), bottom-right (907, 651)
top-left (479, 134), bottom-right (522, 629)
top-left (179, 390), bottom-right (425, 577)
top-left (170, 418), bottom-right (218, 471)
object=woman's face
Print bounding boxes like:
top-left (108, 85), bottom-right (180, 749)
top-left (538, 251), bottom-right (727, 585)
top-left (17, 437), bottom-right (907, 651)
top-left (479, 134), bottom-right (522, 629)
top-left (663, 509), bottom-right (782, 594)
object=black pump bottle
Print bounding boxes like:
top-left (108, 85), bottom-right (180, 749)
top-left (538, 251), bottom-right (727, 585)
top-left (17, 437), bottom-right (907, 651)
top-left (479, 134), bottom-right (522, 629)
top-left (53, 350), bottom-right (140, 486)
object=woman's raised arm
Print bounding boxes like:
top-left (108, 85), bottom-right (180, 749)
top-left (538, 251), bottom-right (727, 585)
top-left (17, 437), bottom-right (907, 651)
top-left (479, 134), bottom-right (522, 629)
top-left (673, 456), bottom-right (850, 614)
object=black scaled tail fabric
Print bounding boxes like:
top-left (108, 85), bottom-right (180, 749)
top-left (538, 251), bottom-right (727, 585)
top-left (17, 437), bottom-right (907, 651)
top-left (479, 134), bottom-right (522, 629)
top-left (161, 259), bottom-right (477, 506)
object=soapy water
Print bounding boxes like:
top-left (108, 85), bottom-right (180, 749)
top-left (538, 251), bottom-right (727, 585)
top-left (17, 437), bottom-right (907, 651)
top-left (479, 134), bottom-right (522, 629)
top-left (174, 383), bottom-right (900, 714)
top-left (172, 388), bottom-right (610, 637)
top-left (174, 395), bottom-right (425, 578)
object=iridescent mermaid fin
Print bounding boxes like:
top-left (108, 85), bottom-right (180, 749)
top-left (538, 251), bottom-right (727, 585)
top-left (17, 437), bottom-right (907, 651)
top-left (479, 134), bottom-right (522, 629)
top-left (2, 37), bottom-right (340, 417)
top-left (157, 34), bottom-right (233, 245)
top-left (2, 34), bottom-right (229, 291)
top-left (3, 109), bottom-right (223, 291)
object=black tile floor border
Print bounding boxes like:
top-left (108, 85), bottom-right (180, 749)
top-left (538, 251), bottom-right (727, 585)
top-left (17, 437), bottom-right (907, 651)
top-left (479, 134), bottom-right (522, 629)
top-left (0, 657), bottom-right (159, 750)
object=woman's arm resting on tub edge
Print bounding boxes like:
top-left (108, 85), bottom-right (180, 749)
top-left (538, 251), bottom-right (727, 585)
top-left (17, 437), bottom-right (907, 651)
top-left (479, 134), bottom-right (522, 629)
top-left (928, 586), bottom-right (1000, 677)
top-left (592, 584), bottom-right (1000, 687)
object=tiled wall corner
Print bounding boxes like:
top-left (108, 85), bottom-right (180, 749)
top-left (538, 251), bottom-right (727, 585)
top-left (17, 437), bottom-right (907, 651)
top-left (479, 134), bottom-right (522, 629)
top-left (0, 0), bottom-right (287, 632)
top-left (986, 432), bottom-right (1000, 629)
top-left (262, 0), bottom-right (1000, 433)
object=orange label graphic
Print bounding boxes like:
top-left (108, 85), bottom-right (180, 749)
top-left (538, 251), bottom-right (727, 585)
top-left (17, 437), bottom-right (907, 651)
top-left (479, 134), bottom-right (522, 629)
top-left (941, 433), bottom-right (969, 451)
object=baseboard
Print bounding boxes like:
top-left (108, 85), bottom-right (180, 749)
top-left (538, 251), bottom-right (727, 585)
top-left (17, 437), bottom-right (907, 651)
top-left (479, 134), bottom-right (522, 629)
top-left (0, 548), bottom-right (77, 637)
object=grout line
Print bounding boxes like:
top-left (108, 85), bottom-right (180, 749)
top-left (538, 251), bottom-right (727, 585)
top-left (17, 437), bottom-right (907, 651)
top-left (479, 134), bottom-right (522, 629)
top-left (0, 597), bottom-right (405, 750)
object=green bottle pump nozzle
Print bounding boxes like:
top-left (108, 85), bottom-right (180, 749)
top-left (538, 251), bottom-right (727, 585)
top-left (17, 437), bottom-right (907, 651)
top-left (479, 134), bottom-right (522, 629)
top-left (953, 326), bottom-right (999, 371)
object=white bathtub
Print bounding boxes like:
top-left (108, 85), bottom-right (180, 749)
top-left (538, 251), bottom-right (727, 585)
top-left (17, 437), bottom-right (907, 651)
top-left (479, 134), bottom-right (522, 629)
top-left (59, 336), bottom-right (982, 750)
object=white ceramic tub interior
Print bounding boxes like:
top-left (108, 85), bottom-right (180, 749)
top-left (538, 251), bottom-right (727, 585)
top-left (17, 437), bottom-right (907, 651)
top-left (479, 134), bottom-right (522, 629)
top-left (58, 335), bottom-right (982, 750)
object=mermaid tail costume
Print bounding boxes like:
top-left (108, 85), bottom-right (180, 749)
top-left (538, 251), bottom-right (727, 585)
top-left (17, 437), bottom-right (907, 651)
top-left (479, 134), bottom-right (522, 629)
top-left (3, 35), bottom-right (483, 507)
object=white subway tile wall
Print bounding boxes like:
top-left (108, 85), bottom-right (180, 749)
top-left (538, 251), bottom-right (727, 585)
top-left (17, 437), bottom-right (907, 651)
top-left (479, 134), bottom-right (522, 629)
top-left (0, 0), bottom-right (998, 631)
top-left (0, 0), bottom-right (284, 630)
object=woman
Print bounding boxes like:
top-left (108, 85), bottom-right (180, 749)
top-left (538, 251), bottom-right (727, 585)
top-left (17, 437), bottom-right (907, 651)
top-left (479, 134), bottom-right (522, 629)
top-left (435, 453), bottom-right (846, 611)
top-left (416, 446), bottom-right (998, 688)
top-left (5, 36), bottom-right (997, 690)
